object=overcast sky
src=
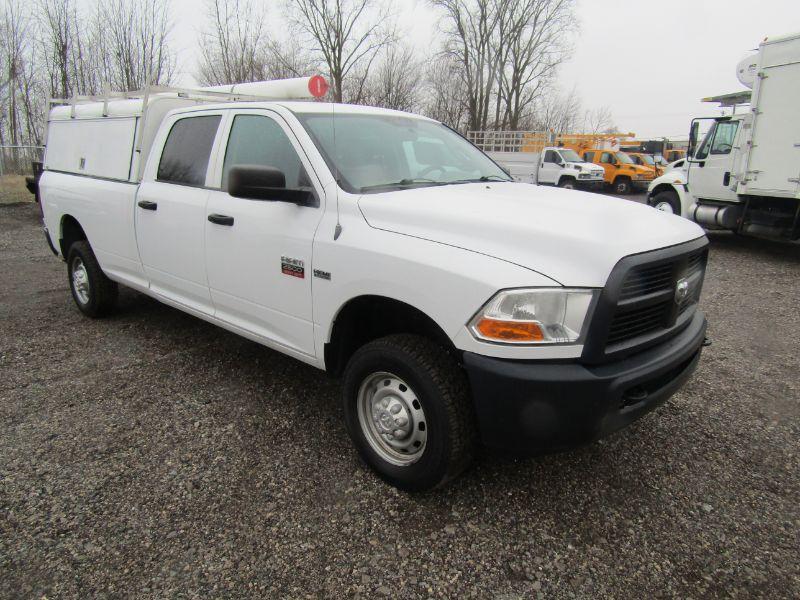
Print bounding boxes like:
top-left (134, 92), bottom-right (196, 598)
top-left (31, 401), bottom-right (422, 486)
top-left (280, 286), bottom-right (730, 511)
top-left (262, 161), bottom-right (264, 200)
top-left (170, 0), bottom-right (800, 138)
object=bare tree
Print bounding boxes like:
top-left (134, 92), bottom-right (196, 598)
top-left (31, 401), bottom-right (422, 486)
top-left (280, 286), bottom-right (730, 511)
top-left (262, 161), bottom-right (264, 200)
top-left (431, 0), bottom-right (576, 131)
top-left (421, 54), bottom-right (468, 129)
top-left (287, 0), bottom-right (395, 102)
top-left (36, 0), bottom-right (98, 99)
top-left (359, 45), bottom-right (422, 111)
top-left (93, 0), bottom-right (175, 90)
top-left (582, 105), bottom-right (615, 134)
top-left (197, 0), bottom-right (268, 85)
top-left (530, 85), bottom-right (581, 133)
top-left (265, 38), bottom-right (319, 81)
top-left (0, 0), bottom-right (41, 145)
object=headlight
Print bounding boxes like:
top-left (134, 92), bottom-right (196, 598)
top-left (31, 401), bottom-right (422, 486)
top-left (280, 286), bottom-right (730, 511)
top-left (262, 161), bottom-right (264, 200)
top-left (469, 289), bottom-right (596, 345)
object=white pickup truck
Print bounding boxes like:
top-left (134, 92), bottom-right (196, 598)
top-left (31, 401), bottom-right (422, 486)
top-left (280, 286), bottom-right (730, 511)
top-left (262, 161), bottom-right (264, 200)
top-left (38, 78), bottom-right (710, 491)
top-left (480, 146), bottom-right (606, 190)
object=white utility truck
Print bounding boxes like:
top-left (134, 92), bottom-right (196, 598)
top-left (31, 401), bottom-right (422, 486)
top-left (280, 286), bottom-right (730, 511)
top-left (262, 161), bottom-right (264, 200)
top-left (647, 32), bottom-right (800, 241)
top-left (39, 76), bottom-right (710, 491)
top-left (483, 146), bottom-right (605, 190)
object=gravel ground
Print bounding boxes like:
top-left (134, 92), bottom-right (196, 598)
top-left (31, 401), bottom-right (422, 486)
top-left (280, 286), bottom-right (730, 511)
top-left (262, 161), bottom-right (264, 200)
top-left (1, 201), bottom-right (798, 598)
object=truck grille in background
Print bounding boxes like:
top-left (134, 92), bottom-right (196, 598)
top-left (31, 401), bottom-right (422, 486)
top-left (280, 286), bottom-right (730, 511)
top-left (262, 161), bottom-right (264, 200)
top-left (606, 247), bottom-right (707, 349)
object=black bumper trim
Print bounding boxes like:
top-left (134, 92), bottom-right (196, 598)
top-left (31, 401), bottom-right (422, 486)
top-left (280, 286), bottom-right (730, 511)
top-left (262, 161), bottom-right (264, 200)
top-left (463, 311), bottom-right (707, 454)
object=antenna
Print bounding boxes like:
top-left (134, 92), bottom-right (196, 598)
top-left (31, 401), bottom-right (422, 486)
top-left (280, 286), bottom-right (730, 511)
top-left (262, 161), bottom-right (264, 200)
top-left (332, 97), bottom-right (342, 240)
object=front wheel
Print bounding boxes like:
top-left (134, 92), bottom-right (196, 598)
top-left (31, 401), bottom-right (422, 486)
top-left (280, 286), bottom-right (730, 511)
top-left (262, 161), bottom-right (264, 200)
top-left (342, 334), bottom-right (477, 491)
top-left (67, 241), bottom-right (118, 317)
top-left (651, 190), bottom-right (680, 215)
top-left (558, 178), bottom-right (576, 190)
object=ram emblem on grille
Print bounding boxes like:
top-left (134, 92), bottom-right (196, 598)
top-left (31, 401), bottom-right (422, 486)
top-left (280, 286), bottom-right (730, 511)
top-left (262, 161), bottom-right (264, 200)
top-left (675, 278), bottom-right (690, 303)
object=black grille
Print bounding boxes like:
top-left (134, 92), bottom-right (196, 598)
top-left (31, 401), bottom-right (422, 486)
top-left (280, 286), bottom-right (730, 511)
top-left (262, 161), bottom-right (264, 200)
top-left (605, 247), bottom-right (707, 350)
top-left (607, 300), bottom-right (670, 345)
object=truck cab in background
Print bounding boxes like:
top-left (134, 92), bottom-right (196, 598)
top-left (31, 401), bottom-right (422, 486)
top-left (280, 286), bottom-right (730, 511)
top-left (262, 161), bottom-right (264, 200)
top-left (583, 149), bottom-right (655, 194)
top-left (480, 145), bottom-right (605, 190)
top-left (535, 147), bottom-right (605, 189)
top-left (647, 31), bottom-right (800, 241)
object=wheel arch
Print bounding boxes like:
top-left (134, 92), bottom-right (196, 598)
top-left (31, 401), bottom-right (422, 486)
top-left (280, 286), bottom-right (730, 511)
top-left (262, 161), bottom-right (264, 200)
top-left (324, 295), bottom-right (456, 377)
top-left (59, 214), bottom-right (88, 258)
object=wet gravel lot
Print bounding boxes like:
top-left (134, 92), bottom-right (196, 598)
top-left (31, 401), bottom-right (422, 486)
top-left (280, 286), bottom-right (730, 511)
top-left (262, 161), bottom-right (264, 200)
top-left (1, 201), bottom-right (798, 598)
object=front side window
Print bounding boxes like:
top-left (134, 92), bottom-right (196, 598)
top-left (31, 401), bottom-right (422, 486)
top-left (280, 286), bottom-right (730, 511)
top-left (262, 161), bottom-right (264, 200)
top-left (583, 151), bottom-right (594, 162)
top-left (710, 121), bottom-right (739, 155)
top-left (694, 123), bottom-right (717, 160)
top-left (157, 115), bottom-right (221, 186)
top-left (296, 112), bottom-right (509, 193)
top-left (543, 150), bottom-right (559, 163)
top-left (222, 114), bottom-right (307, 191)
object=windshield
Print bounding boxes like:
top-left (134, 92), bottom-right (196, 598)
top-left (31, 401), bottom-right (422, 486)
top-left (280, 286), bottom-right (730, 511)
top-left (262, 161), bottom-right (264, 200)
top-left (559, 149), bottom-right (582, 162)
top-left (296, 112), bottom-right (510, 193)
top-left (638, 154), bottom-right (655, 165)
top-left (616, 151), bottom-right (634, 164)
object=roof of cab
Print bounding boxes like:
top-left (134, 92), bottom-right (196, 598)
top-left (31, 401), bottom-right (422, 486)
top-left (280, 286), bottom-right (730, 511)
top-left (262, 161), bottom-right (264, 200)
top-left (170, 100), bottom-right (436, 121)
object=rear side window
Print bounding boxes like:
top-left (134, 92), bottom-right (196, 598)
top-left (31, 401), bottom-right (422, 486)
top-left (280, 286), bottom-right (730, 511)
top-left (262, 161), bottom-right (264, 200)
top-left (583, 151), bottom-right (594, 162)
top-left (157, 115), bottom-right (221, 186)
top-left (222, 115), bottom-right (306, 191)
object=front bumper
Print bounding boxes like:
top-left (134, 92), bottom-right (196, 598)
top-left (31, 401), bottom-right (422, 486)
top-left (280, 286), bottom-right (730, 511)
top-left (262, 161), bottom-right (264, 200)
top-left (576, 179), bottom-right (604, 190)
top-left (462, 311), bottom-right (707, 454)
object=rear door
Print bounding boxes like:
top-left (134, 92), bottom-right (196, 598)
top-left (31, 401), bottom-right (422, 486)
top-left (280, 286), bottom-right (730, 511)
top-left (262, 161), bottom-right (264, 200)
top-left (204, 109), bottom-right (325, 359)
top-left (136, 112), bottom-right (224, 314)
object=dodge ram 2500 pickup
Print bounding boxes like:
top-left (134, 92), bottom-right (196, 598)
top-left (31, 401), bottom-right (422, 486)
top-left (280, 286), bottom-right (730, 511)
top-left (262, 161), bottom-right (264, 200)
top-left (39, 78), bottom-right (710, 491)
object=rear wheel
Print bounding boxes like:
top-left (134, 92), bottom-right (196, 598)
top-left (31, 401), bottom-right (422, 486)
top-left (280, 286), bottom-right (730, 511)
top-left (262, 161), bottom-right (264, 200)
top-left (651, 190), bottom-right (680, 215)
top-left (342, 334), bottom-right (477, 491)
top-left (613, 177), bottom-right (631, 194)
top-left (67, 241), bottom-right (118, 317)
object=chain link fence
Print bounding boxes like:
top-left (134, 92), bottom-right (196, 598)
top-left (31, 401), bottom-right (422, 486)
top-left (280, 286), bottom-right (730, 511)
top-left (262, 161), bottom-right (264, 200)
top-left (0, 145), bottom-right (44, 176)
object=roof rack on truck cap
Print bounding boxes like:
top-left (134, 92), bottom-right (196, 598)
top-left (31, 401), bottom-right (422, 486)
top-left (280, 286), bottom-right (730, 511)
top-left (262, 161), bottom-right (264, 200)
top-left (44, 76), bottom-right (327, 183)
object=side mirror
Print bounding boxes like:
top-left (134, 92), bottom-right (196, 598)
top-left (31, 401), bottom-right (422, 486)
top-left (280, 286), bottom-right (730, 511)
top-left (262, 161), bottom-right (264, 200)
top-left (688, 121), bottom-right (700, 157)
top-left (228, 165), bottom-right (314, 205)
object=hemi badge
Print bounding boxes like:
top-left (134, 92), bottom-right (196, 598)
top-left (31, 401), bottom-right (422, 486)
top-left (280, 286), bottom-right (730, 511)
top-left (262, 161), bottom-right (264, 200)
top-left (281, 256), bottom-right (305, 278)
top-left (313, 269), bottom-right (331, 281)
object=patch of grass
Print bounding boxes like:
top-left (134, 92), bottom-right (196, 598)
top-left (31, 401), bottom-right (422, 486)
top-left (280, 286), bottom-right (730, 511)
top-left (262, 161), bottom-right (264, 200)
top-left (0, 175), bottom-right (34, 204)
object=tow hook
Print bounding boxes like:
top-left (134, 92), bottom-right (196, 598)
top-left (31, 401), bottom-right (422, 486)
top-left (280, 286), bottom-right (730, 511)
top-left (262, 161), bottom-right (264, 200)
top-left (702, 337), bottom-right (712, 347)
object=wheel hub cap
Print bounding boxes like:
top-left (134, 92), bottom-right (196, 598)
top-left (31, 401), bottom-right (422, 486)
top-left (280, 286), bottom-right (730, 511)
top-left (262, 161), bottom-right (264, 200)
top-left (357, 372), bottom-right (427, 466)
top-left (72, 258), bottom-right (90, 304)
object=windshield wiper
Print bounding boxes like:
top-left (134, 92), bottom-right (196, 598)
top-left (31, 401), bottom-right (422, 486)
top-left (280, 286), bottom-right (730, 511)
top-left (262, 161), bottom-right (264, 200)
top-left (359, 178), bottom-right (446, 192)
top-left (442, 174), bottom-right (512, 185)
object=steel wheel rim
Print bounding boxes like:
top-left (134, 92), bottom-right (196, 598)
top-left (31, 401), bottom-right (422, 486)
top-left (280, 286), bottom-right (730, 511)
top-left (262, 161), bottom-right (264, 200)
top-left (357, 371), bottom-right (427, 466)
top-left (71, 257), bottom-right (91, 305)
top-left (654, 201), bottom-right (675, 213)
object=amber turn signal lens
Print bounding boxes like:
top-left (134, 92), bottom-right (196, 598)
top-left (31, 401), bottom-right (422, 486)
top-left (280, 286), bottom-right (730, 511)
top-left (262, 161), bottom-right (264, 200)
top-left (474, 318), bottom-right (544, 342)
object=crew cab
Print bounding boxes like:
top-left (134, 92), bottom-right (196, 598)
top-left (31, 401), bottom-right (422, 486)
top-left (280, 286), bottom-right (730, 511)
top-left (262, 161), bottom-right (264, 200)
top-left (39, 78), bottom-right (710, 491)
top-left (583, 149), bottom-right (655, 194)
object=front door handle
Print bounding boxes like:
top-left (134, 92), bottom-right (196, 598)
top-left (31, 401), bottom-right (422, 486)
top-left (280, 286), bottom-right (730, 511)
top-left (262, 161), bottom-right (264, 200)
top-left (208, 213), bottom-right (234, 226)
top-left (137, 200), bottom-right (157, 211)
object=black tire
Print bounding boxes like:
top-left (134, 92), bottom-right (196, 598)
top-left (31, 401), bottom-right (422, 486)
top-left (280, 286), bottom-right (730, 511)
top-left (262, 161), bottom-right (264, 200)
top-left (67, 240), bottom-right (118, 317)
top-left (558, 178), bottom-right (576, 190)
top-left (613, 177), bottom-right (631, 194)
top-left (342, 334), bottom-right (477, 492)
top-left (650, 190), bottom-right (680, 215)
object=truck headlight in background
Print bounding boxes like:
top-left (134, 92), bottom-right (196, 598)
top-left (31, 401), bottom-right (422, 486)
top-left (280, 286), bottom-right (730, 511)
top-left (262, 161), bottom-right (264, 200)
top-left (469, 289), bottom-right (596, 344)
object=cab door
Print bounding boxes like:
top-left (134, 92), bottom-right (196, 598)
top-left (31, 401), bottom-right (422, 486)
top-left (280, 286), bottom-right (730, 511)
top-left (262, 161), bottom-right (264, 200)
top-left (538, 149), bottom-right (561, 185)
top-left (204, 110), bottom-right (325, 359)
top-left (598, 151), bottom-right (618, 183)
top-left (135, 113), bottom-right (224, 314)
top-left (687, 119), bottom-right (740, 203)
